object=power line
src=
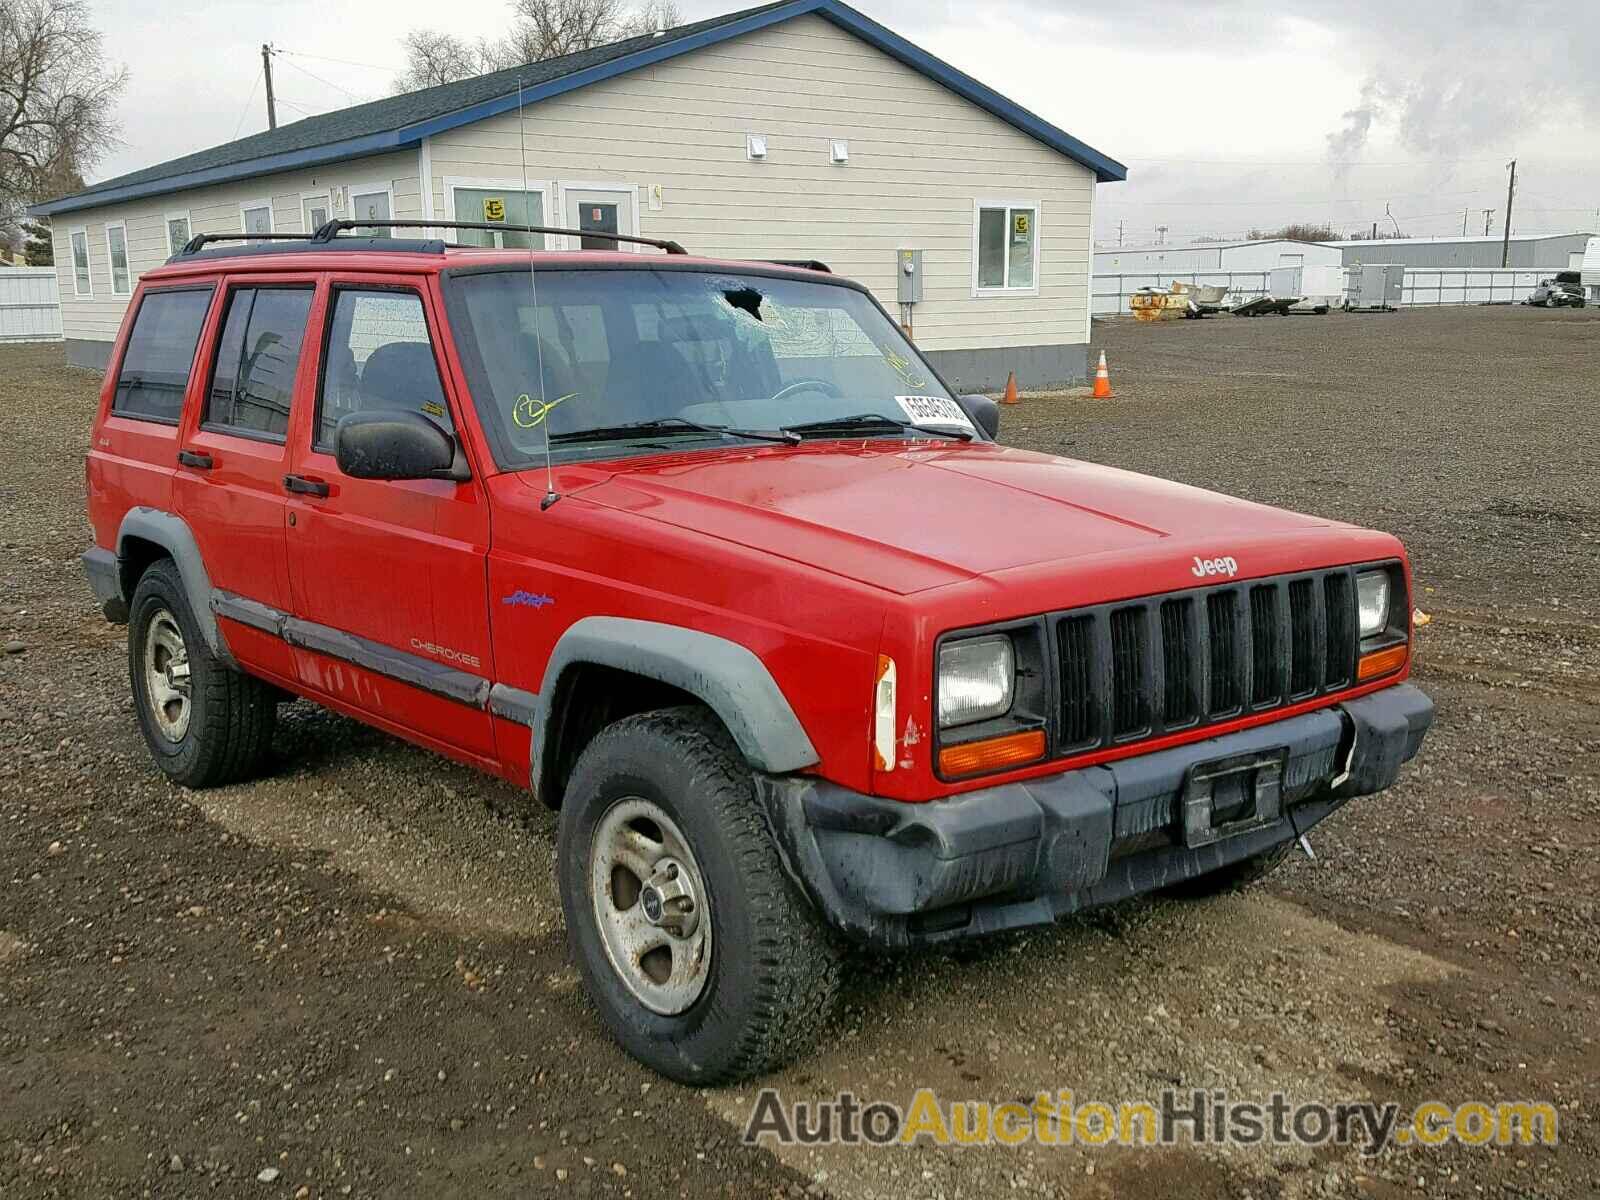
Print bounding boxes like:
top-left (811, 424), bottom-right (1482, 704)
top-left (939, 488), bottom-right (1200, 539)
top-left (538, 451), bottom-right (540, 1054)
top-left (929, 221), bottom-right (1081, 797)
top-left (273, 47), bottom-right (401, 73)
top-left (230, 65), bottom-right (263, 141)
top-left (275, 55), bottom-right (372, 103)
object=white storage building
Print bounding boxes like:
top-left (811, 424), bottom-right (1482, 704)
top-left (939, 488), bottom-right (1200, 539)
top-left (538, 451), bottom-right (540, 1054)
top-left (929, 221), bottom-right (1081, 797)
top-left (1093, 239), bottom-right (1343, 275)
top-left (28, 0), bottom-right (1125, 390)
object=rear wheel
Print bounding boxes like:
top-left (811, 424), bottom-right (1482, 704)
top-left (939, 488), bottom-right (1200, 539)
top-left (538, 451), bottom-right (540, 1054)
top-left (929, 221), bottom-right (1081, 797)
top-left (128, 559), bottom-right (276, 787)
top-left (1162, 842), bottom-right (1292, 899)
top-left (557, 706), bottom-right (840, 1084)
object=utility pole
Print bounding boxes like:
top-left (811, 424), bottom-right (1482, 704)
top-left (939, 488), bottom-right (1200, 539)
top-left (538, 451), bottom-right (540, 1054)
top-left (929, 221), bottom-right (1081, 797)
top-left (1155, 224), bottom-right (1168, 246)
top-left (262, 44), bottom-right (277, 131)
top-left (1501, 158), bottom-right (1516, 267)
top-left (1462, 208), bottom-right (1468, 237)
top-left (1117, 218), bottom-right (1124, 247)
top-left (1482, 208), bottom-right (1495, 236)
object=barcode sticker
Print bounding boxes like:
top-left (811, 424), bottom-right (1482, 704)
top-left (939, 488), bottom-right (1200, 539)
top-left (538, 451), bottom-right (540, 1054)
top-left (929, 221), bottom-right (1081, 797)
top-left (895, 395), bottom-right (976, 430)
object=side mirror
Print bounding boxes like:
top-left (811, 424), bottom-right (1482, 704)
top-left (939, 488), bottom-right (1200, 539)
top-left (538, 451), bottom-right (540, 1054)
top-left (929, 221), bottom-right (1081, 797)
top-left (961, 394), bottom-right (1000, 440)
top-left (334, 410), bottom-right (466, 481)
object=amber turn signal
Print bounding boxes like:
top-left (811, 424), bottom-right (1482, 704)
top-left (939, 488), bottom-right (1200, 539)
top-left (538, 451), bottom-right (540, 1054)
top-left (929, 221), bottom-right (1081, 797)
top-left (1357, 644), bottom-right (1408, 681)
top-left (938, 729), bottom-right (1047, 777)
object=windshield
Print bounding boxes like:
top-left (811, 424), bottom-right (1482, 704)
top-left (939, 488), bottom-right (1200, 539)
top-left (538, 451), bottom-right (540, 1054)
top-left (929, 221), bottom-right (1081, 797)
top-left (446, 267), bottom-right (969, 467)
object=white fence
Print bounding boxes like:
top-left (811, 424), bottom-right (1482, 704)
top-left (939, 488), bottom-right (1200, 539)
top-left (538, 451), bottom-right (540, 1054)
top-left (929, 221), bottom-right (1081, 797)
top-left (1093, 265), bottom-right (1564, 315)
top-left (0, 267), bottom-right (63, 343)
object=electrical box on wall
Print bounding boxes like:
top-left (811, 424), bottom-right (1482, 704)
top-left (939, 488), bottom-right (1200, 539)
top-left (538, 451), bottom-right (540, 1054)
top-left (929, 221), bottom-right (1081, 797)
top-left (897, 248), bottom-right (923, 304)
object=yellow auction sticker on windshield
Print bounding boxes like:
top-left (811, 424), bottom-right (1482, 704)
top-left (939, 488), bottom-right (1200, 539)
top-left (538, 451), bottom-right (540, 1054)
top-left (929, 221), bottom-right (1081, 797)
top-left (513, 391), bottom-right (577, 429)
top-left (896, 395), bottom-right (975, 431)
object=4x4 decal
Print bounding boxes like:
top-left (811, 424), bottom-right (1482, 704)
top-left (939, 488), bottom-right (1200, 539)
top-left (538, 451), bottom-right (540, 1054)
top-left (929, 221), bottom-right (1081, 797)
top-left (503, 590), bottom-right (555, 609)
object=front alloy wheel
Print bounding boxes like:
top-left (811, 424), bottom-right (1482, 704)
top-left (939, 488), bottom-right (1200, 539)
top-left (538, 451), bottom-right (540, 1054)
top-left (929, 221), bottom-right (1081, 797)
top-left (557, 706), bottom-right (840, 1084)
top-left (590, 798), bottom-right (712, 1015)
top-left (142, 607), bottom-right (193, 742)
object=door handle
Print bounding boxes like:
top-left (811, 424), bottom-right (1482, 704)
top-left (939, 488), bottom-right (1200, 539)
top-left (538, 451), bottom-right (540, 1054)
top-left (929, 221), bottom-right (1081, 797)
top-left (177, 449), bottom-right (213, 469)
top-left (283, 474), bottom-right (330, 498)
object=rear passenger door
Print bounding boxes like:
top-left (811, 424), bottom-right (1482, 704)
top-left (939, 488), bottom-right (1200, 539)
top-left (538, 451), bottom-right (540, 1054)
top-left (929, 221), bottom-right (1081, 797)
top-left (175, 276), bottom-right (321, 682)
top-left (282, 278), bottom-right (496, 760)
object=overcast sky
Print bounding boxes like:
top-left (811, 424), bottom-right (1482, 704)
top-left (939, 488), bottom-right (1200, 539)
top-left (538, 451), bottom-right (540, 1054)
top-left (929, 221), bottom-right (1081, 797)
top-left (92, 0), bottom-right (1599, 246)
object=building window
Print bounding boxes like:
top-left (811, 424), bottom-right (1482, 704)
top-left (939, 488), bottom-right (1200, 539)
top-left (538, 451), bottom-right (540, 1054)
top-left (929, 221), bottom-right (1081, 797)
top-left (106, 223), bottom-right (131, 295)
top-left (241, 200), bottom-right (273, 240)
top-left (973, 201), bottom-right (1038, 293)
top-left (166, 212), bottom-right (191, 256)
top-left (69, 227), bottom-right (91, 297)
top-left (449, 183), bottom-right (544, 249)
top-left (301, 194), bottom-right (329, 234)
top-left (204, 287), bottom-right (315, 440)
top-left (111, 287), bottom-right (216, 423)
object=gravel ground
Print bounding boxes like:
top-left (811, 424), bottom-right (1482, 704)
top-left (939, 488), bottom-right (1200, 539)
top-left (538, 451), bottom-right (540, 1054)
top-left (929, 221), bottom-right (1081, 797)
top-left (2, 304), bottom-right (1597, 1198)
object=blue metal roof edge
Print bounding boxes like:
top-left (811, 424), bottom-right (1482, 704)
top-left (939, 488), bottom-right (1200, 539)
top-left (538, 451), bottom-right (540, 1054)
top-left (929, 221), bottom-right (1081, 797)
top-left (31, 0), bottom-right (1123, 217)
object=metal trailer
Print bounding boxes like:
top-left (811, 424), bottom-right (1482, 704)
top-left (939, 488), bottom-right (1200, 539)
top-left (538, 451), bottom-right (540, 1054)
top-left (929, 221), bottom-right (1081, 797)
top-left (1346, 263), bottom-right (1404, 312)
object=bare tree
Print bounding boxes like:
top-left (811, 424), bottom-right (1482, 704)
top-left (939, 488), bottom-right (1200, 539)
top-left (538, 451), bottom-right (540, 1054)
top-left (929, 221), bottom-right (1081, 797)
top-left (395, 0), bottom-right (682, 92)
top-left (0, 0), bottom-right (126, 231)
top-left (393, 30), bottom-right (502, 92)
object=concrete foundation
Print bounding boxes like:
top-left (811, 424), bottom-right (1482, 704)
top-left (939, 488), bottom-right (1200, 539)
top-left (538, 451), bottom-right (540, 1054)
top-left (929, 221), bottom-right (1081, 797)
top-left (923, 342), bottom-right (1089, 395)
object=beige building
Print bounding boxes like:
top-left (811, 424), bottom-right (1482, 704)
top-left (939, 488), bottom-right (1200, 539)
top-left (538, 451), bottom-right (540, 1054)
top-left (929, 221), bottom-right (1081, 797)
top-left (31, 0), bottom-right (1124, 389)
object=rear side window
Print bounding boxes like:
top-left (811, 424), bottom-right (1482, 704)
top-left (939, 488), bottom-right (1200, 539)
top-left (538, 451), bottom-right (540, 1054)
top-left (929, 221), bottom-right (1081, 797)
top-left (204, 287), bottom-right (315, 440)
top-left (112, 287), bottom-right (215, 423)
top-left (317, 288), bottom-right (452, 449)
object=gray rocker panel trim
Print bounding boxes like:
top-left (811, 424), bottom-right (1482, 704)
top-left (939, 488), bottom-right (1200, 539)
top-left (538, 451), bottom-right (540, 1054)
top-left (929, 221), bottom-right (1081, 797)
top-left (116, 508), bottom-right (232, 664)
top-left (211, 590), bottom-right (493, 709)
top-left (535, 616), bottom-right (819, 778)
top-left (488, 683), bottom-right (539, 726)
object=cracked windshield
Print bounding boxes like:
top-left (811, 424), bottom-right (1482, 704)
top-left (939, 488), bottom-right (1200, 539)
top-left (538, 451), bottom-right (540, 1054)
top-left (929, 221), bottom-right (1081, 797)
top-left (448, 268), bottom-right (973, 464)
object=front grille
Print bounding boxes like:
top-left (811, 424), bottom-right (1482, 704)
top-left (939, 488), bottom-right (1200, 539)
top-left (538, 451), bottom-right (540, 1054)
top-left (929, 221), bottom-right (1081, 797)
top-left (1053, 566), bottom-right (1367, 757)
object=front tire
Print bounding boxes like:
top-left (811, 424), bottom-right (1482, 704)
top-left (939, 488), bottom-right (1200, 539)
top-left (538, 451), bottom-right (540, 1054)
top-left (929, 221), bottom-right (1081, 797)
top-left (1162, 842), bottom-right (1292, 899)
top-left (557, 706), bottom-right (840, 1084)
top-left (128, 559), bottom-right (276, 787)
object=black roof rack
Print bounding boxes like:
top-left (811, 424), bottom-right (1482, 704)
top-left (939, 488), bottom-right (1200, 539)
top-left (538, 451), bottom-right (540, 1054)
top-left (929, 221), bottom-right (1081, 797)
top-left (758, 259), bottom-right (832, 273)
top-left (169, 220), bottom-right (688, 262)
top-left (313, 219), bottom-right (687, 255)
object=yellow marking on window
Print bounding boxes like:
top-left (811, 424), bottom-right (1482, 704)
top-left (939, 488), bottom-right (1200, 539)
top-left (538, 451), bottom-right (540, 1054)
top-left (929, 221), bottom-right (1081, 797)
top-left (513, 391), bottom-right (577, 429)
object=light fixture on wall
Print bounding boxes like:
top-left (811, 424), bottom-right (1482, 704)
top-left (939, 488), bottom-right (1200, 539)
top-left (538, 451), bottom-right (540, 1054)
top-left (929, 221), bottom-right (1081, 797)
top-left (829, 139), bottom-right (849, 164)
top-left (746, 133), bottom-right (768, 160)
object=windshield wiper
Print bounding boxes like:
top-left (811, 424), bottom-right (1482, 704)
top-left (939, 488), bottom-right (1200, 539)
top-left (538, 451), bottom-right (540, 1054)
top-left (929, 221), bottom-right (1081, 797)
top-left (781, 413), bottom-right (973, 441)
top-left (548, 417), bottom-right (800, 446)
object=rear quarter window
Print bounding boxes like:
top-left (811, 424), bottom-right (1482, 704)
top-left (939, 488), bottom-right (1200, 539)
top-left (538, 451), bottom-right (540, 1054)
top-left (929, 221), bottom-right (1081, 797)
top-left (112, 287), bottom-right (216, 424)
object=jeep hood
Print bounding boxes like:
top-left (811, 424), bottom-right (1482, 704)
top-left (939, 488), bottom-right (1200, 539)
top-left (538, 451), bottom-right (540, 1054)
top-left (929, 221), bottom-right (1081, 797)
top-left (548, 442), bottom-right (1339, 595)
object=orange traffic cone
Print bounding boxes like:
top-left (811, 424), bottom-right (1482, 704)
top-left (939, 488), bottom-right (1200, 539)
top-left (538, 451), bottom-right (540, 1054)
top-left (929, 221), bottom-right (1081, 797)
top-left (1091, 350), bottom-right (1113, 399)
top-left (1002, 371), bottom-right (1019, 405)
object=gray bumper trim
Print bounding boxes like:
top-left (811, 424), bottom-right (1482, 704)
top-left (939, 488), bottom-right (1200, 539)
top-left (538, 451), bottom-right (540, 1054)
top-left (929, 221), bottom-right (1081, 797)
top-left (81, 547), bottom-right (127, 623)
top-left (757, 684), bottom-right (1433, 948)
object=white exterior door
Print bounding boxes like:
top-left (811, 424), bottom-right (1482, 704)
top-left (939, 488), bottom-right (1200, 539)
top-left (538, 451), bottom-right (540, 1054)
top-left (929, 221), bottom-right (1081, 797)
top-left (562, 186), bottom-right (636, 251)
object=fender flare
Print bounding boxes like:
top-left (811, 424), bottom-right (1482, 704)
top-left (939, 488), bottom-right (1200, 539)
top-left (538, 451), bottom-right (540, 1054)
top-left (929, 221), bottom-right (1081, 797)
top-left (533, 616), bottom-right (819, 788)
top-left (116, 507), bottom-right (231, 663)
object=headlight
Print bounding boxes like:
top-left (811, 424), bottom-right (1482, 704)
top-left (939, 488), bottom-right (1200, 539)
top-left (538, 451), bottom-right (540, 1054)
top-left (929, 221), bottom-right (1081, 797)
top-left (938, 635), bottom-right (1014, 727)
top-left (1356, 570), bottom-right (1391, 638)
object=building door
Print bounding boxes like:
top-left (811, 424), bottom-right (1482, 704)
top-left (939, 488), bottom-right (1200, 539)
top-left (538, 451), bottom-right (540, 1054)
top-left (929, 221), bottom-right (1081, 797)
top-left (302, 194), bottom-right (330, 234)
top-left (562, 186), bottom-right (635, 250)
top-left (348, 185), bottom-right (392, 235)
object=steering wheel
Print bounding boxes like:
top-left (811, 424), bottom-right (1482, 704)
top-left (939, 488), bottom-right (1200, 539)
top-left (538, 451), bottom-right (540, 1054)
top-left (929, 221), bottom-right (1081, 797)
top-left (770, 377), bottom-right (843, 402)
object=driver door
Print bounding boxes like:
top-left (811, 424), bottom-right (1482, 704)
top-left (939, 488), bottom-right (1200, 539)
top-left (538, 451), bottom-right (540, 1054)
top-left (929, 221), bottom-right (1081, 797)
top-left (283, 275), bottom-right (497, 761)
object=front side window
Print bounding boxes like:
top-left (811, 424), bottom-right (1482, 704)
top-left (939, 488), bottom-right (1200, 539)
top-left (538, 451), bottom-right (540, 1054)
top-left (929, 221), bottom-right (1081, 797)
top-left (112, 287), bottom-right (215, 422)
top-left (447, 268), bottom-right (963, 468)
top-left (106, 224), bottom-right (130, 295)
top-left (317, 289), bottom-right (452, 449)
top-left (975, 203), bottom-right (1037, 292)
top-left (452, 186), bottom-right (544, 249)
top-left (166, 214), bottom-right (191, 257)
top-left (70, 229), bottom-right (91, 296)
top-left (204, 287), bottom-right (315, 439)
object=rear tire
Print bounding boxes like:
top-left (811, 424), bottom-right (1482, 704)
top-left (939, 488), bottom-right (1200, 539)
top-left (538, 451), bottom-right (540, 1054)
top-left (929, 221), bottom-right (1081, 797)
top-left (1162, 842), bottom-right (1292, 899)
top-left (128, 559), bottom-right (276, 787)
top-left (557, 706), bottom-right (840, 1084)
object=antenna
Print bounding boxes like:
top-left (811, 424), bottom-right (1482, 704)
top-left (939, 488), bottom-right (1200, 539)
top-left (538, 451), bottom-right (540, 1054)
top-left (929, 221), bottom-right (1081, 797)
top-left (517, 77), bottom-right (559, 511)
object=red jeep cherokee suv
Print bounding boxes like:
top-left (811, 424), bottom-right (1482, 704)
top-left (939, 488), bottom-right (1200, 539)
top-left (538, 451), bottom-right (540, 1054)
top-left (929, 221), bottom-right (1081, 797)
top-left (82, 222), bottom-right (1432, 1083)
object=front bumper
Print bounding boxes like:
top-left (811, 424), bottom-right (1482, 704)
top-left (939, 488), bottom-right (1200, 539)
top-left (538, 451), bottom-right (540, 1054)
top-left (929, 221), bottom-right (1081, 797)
top-left (757, 684), bottom-right (1433, 948)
